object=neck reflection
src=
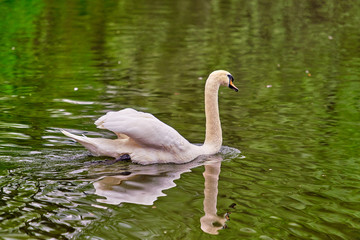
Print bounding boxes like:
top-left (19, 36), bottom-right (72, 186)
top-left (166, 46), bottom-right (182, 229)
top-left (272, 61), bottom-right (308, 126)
top-left (200, 155), bottom-right (228, 235)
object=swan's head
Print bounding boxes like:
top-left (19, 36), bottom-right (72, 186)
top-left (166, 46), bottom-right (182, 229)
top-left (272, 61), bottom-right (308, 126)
top-left (209, 70), bottom-right (238, 92)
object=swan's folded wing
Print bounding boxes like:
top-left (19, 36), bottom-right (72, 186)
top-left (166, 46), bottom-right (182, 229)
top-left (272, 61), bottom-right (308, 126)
top-left (95, 108), bottom-right (190, 150)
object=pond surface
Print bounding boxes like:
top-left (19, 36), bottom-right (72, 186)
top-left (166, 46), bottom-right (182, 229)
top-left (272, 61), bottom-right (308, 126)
top-left (1, 0), bottom-right (360, 239)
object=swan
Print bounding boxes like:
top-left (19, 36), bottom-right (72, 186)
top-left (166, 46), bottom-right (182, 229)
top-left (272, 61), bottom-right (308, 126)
top-left (61, 70), bottom-right (238, 164)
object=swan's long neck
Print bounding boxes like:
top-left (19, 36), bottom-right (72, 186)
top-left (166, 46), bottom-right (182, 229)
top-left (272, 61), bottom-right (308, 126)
top-left (203, 78), bottom-right (222, 152)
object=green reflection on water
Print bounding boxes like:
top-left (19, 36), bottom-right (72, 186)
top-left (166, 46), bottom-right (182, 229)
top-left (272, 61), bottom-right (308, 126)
top-left (0, 0), bottom-right (360, 239)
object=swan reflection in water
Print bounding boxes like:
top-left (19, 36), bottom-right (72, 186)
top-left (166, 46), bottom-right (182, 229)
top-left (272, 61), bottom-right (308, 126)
top-left (91, 154), bottom-right (231, 235)
top-left (200, 156), bottom-right (229, 235)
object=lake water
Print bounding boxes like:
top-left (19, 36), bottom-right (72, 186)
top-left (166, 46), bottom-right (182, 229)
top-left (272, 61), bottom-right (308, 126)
top-left (1, 0), bottom-right (360, 239)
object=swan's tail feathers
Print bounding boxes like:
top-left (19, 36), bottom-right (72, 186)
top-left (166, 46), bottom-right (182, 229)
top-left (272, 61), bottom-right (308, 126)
top-left (60, 129), bottom-right (87, 142)
top-left (61, 129), bottom-right (106, 157)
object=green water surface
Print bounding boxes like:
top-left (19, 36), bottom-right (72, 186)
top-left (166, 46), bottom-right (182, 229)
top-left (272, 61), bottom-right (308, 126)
top-left (1, 0), bottom-right (360, 239)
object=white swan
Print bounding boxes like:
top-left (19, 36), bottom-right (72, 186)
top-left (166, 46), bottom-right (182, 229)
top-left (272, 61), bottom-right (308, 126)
top-left (61, 70), bottom-right (238, 164)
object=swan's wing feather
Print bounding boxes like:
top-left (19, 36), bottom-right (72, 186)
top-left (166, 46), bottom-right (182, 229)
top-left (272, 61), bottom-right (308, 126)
top-left (95, 108), bottom-right (189, 149)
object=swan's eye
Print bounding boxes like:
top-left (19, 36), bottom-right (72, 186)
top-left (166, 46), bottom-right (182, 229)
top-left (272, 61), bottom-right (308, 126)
top-left (227, 74), bottom-right (234, 82)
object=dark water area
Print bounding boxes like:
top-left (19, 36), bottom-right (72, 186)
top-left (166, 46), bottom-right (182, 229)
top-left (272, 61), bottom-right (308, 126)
top-left (1, 0), bottom-right (360, 239)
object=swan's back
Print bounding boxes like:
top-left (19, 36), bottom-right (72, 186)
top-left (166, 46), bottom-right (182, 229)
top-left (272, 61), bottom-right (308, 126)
top-left (95, 108), bottom-right (191, 150)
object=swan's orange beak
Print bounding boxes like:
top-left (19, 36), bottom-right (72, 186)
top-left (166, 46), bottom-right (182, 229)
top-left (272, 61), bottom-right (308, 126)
top-left (229, 81), bottom-right (238, 92)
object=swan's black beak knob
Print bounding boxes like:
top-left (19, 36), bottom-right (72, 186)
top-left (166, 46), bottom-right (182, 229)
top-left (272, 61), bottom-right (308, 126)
top-left (227, 74), bottom-right (238, 92)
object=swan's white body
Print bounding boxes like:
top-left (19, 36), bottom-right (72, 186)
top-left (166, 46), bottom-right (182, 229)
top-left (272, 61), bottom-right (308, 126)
top-left (61, 70), bottom-right (238, 164)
